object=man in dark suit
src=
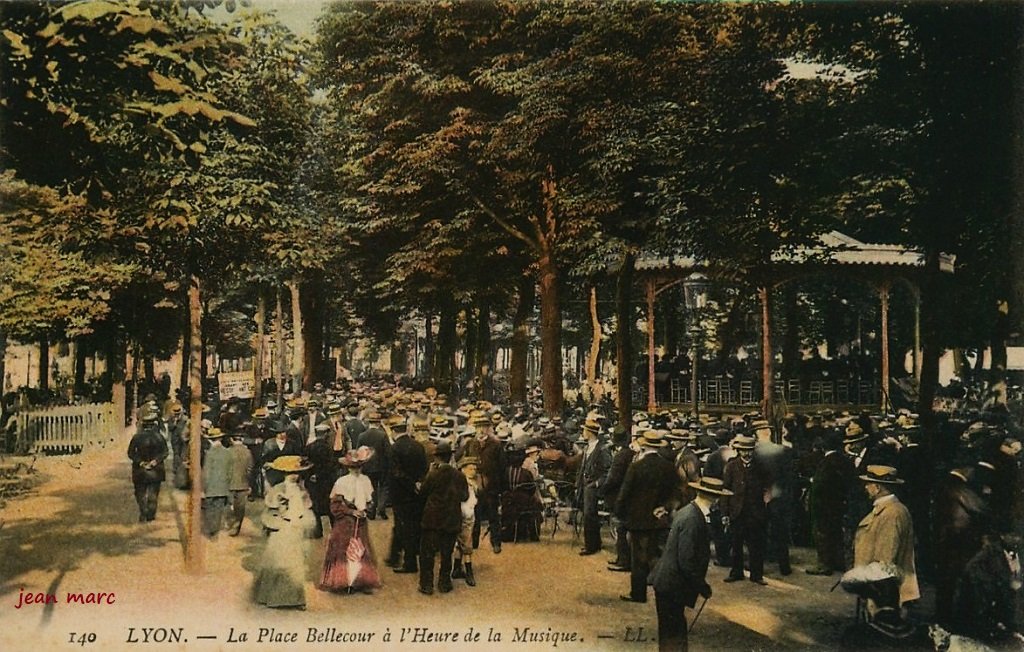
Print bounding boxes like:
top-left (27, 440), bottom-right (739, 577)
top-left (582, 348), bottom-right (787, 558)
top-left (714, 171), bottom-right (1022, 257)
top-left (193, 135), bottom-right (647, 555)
top-left (343, 400), bottom-right (367, 452)
top-left (722, 435), bottom-right (771, 585)
top-left (601, 428), bottom-right (637, 571)
top-left (752, 421), bottom-right (794, 576)
top-left (806, 430), bottom-right (853, 576)
top-left (418, 441), bottom-right (469, 595)
top-left (357, 411), bottom-right (391, 519)
top-left (457, 412), bottom-right (507, 554)
top-left (388, 419), bottom-right (429, 573)
top-left (615, 430), bottom-right (679, 603)
top-left (651, 477), bottom-right (732, 652)
top-left (127, 406), bottom-right (169, 522)
top-left (577, 419), bottom-right (613, 556)
top-left (305, 423), bottom-right (339, 538)
top-left (297, 398), bottom-right (328, 450)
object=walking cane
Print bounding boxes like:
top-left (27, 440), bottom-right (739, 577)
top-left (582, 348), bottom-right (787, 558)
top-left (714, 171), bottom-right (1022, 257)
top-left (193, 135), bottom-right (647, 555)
top-left (688, 596), bottom-right (709, 633)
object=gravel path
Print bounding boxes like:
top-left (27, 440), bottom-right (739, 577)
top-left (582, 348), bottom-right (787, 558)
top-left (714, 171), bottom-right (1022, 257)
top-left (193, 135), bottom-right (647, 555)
top-left (1, 442), bottom-right (870, 652)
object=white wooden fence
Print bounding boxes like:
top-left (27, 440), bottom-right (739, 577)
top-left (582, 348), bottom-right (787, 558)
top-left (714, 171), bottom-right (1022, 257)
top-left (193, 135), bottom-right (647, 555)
top-left (16, 402), bottom-right (120, 454)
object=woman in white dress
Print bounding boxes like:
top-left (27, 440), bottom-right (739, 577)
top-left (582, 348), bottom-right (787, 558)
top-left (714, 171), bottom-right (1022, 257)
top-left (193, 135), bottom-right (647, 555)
top-left (253, 456), bottom-right (315, 609)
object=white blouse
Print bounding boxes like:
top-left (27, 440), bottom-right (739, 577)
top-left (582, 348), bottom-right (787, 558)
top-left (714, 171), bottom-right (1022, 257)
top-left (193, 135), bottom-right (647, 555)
top-left (331, 473), bottom-right (374, 511)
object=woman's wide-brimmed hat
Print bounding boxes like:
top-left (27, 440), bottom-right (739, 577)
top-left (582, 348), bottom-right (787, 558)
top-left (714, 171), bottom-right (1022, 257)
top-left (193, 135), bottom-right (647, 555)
top-left (859, 465), bottom-right (904, 485)
top-left (687, 476), bottom-right (734, 496)
top-left (339, 446), bottom-right (375, 468)
top-left (266, 455), bottom-right (312, 473)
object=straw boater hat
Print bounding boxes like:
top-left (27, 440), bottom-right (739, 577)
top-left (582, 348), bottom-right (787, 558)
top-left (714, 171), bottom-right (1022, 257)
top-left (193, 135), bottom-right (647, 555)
top-left (203, 427), bottom-right (226, 439)
top-left (469, 410), bottom-right (490, 426)
top-left (581, 419), bottom-right (601, 435)
top-left (266, 455), bottom-right (312, 473)
top-left (844, 422), bottom-right (868, 444)
top-left (859, 465), bottom-right (904, 485)
top-left (732, 435), bottom-right (756, 450)
top-left (524, 444), bottom-right (542, 456)
top-left (666, 429), bottom-right (689, 442)
top-left (458, 456), bottom-right (481, 469)
top-left (688, 476), bottom-right (734, 496)
top-left (640, 431), bottom-right (668, 448)
top-left (340, 446), bottom-right (375, 468)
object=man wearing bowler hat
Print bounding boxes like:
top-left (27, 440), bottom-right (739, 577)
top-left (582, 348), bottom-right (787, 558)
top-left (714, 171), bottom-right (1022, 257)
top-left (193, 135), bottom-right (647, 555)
top-left (651, 477), bottom-right (732, 652)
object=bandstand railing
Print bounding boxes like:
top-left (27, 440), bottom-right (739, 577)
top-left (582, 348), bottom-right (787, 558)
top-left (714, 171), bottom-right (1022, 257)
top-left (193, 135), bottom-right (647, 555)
top-left (633, 377), bottom-right (880, 410)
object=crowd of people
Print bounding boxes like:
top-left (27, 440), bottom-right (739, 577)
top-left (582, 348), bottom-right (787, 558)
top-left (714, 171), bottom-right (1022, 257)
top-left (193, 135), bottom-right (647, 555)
top-left (123, 377), bottom-right (1023, 650)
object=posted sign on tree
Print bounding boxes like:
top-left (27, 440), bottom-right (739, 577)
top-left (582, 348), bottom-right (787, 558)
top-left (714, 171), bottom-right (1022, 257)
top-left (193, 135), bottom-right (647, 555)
top-left (218, 370), bottom-right (256, 399)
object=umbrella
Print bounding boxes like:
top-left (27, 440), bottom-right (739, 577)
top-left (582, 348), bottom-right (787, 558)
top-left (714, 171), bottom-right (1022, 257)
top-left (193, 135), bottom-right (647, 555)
top-left (345, 519), bottom-right (366, 589)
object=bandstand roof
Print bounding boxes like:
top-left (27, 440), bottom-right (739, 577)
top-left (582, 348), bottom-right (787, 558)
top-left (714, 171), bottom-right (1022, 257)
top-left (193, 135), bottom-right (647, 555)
top-left (634, 230), bottom-right (956, 274)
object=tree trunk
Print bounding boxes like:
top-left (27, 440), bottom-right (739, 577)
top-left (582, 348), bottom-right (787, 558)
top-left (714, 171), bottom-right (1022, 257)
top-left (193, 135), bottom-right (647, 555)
top-left (616, 252), bottom-right (635, 432)
top-left (646, 278), bottom-right (657, 413)
top-left (436, 301), bottom-right (457, 396)
top-left (423, 312), bottom-right (435, 380)
top-left (463, 307), bottom-right (477, 387)
top-left (989, 299), bottom-right (1010, 407)
top-left (179, 315), bottom-right (191, 403)
top-left (185, 275), bottom-right (205, 574)
top-left (301, 278), bottom-right (323, 390)
top-left (253, 292), bottom-right (266, 407)
top-left (0, 329), bottom-right (6, 393)
top-left (537, 252), bottom-right (564, 416)
top-left (782, 284), bottom-right (801, 379)
top-left (74, 336), bottom-right (88, 394)
top-left (144, 355), bottom-right (155, 387)
top-left (130, 341), bottom-right (141, 424)
top-left (275, 285), bottom-right (286, 403)
top-left (586, 285), bottom-right (601, 389)
top-left (663, 288), bottom-right (679, 357)
top-left (476, 301), bottom-right (492, 400)
top-left (476, 301), bottom-right (491, 377)
top-left (760, 286), bottom-right (775, 424)
top-left (199, 325), bottom-right (208, 398)
top-left (917, 252), bottom-right (942, 425)
top-left (108, 335), bottom-right (127, 426)
top-left (510, 276), bottom-right (534, 404)
top-left (390, 341), bottom-right (406, 374)
top-left (38, 335), bottom-right (49, 392)
top-left (287, 277), bottom-right (304, 393)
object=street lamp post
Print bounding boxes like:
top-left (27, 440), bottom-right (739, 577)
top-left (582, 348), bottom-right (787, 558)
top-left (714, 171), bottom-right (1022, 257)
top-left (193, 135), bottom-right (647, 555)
top-left (683, 273), bottom-right (710, 419)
